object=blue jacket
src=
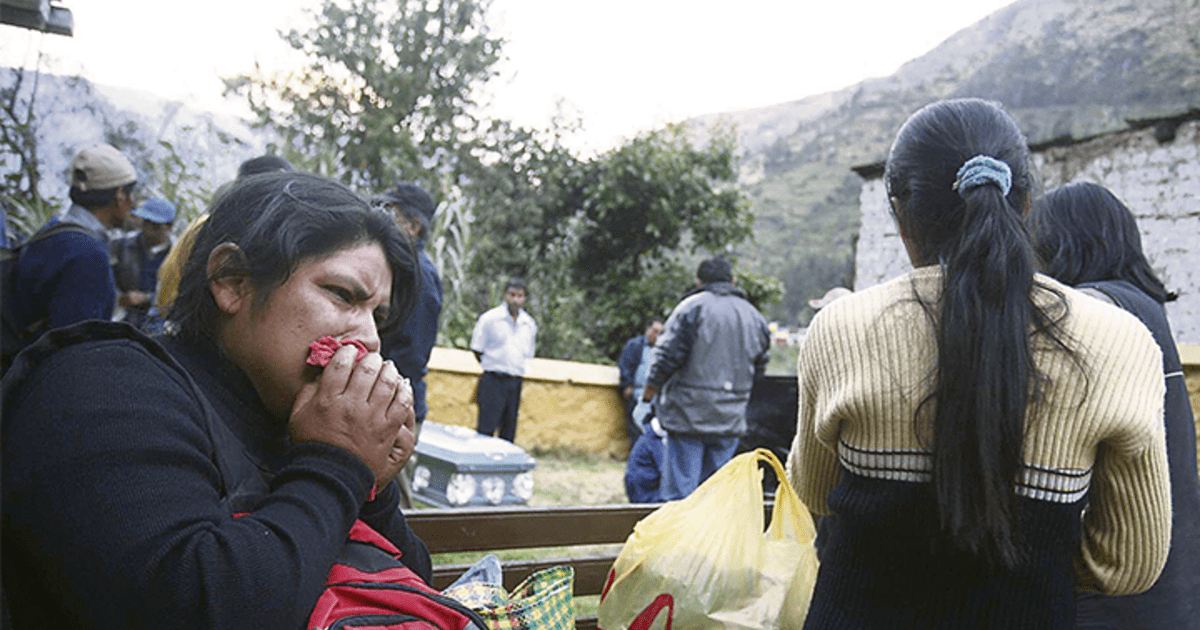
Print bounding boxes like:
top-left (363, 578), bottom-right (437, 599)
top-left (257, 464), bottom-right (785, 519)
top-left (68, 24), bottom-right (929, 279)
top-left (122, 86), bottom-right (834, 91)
top-left (381, 247), bottom-right (442, 422)
top-left (646, 282), bottom-right (770, 436)
top-left (624, 422), bottom-right (664, 503)
top-left (618, 334), bottom-right (649, 391)
top-left (13, 205), bottom-right (116, 332)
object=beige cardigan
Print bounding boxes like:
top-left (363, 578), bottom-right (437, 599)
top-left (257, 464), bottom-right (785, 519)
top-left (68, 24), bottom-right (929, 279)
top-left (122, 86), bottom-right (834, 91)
top-left (786, 266), bottom-right (1170, 596)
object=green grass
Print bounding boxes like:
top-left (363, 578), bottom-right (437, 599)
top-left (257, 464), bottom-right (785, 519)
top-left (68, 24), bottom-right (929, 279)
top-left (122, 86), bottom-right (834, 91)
top-left (525, 449), bottom-right (629, 507)
top-left (766, 343), bottom-right (800, 376)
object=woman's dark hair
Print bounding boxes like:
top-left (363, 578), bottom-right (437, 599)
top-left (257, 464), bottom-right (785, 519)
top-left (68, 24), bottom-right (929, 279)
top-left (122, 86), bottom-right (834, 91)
top-left (69, 181), bottom-right (137, 210)
top-left (170, 171), bottom-right (418, 342)
top-left (885, 98), bottom-right (1065, 568)
top-left (236, 154), bottom-right (294, 179)
top-left (1028, 182), bottom-right (1174, 303)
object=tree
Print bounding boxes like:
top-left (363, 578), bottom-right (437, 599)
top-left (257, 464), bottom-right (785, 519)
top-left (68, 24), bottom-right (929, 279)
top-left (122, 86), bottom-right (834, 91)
top-left (433, 120), bottom-right (595, 359)
top-left (2, 65), bottom-right (44, 205)
top-left (224, 0), bottom-right (502, 194)
top-left (1, 64), bottom-right (59, 236)
top-left (538, 122), bottom-right (760, 358)
top-left (224, 0), bottom-right (608, 361)
top-left (568, 123), bottom-right (752, 282)
top-left (222, 0), bottom-right (766, 363)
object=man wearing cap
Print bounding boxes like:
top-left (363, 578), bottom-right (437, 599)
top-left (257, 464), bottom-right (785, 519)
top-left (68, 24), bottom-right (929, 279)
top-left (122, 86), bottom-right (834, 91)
top-left (112, 198), bottom-right (176, 330)
top-left (9, 144), bottom-right (137, 351)
top-left (641, 257), bottom-right (771, 500)
top-left (373, 183), bottom-right (443, 507)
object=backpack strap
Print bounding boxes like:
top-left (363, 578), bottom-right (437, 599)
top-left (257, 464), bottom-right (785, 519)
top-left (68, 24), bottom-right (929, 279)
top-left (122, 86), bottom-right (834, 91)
top-left (2, 221), bottom-right (95, 256)
top-left (1, 222), bottom-right (104, 372)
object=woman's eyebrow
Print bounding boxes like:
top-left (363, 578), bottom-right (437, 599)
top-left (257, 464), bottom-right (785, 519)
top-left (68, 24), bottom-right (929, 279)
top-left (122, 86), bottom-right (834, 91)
top-left (326, 274), bottom-right (371, 301)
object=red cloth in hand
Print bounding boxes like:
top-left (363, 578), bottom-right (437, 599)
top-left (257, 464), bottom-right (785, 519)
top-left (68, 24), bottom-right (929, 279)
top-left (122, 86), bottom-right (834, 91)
top-left (306, 336), bottom-right (370, 367)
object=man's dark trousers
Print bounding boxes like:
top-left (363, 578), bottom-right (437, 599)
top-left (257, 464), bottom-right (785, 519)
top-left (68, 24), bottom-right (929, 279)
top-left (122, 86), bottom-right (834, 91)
top-left (477, 371), bottom-right (523, 442)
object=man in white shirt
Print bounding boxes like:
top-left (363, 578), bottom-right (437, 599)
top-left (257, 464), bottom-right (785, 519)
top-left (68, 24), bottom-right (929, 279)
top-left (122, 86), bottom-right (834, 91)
top-left (470, 279), bottom-right (537, 442)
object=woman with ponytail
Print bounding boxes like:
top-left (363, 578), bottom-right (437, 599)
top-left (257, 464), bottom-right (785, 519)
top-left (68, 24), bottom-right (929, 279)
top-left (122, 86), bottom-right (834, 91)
top-left (786, 99), bottom-right (1171, 629)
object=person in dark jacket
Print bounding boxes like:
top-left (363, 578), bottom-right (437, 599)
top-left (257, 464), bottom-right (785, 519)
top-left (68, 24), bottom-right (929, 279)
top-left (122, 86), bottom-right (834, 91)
top-left (373, 182), bottom-right (443, 509)
top-left (8, 144), bottom-right (137, 351)
top-left (642, 257), bottom-right (770, 500)
top-left (617, 317), bottom-right (664, 440)
top-left (2, 171), bottom-right (428, 629)
top-left (112, 198), bottom-right (176, 330)
top-left (1029, 181), bottom-right (1200, 630)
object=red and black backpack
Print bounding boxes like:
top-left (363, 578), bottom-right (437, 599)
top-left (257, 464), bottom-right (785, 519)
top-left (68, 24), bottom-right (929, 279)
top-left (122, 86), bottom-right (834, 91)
top-left (305, 520), bottom-right (485, 630)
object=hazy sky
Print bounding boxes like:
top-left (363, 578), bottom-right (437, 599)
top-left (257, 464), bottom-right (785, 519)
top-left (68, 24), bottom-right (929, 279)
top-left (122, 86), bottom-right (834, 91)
top-left (3, 0), bottom-right (1017, 153)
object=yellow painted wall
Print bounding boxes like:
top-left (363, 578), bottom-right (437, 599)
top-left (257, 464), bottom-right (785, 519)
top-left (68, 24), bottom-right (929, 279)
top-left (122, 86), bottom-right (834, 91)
top-left (424, 348), bottom-right (630, 458)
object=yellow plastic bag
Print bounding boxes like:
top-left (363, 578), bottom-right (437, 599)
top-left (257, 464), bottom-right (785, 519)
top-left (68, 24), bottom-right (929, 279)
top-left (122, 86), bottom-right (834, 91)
top-left (598, 448), bottom-right (819, 630)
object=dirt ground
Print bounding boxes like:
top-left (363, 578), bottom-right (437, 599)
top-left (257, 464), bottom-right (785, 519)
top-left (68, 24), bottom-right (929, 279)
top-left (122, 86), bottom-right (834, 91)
top-left (526, 449), bottom-right (629, 507)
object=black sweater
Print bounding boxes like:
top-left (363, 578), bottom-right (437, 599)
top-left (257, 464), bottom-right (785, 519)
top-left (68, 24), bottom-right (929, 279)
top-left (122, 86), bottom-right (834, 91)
top-left (1074, 280), bottom-right (1200, 629)
top-left (1, 322), bottom-right (432, 629)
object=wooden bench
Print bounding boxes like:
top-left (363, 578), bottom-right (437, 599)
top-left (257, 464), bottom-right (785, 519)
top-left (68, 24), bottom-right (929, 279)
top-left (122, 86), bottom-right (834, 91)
top-left (408, 503), bottom-right (660, 630)
top-left (408, 501), bottom-right (776, 629)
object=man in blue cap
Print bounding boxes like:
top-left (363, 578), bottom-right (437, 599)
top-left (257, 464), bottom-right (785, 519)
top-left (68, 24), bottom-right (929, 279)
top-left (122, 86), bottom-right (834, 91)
top-left (112, 198), bottom-right (176, 330)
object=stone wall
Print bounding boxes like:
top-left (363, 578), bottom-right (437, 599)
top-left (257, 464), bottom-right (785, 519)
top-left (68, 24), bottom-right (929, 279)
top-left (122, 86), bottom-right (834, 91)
top-left (853, 177), bottom-right (910, 291)
top-left (424, 348), bottom-right (629, 458)
top-left (853, 116), bottom-right (1200, 343)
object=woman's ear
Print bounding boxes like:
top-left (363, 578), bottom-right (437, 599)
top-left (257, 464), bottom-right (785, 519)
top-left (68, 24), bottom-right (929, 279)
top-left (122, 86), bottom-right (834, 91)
top-left (207, 242), bottom-right (251, 315)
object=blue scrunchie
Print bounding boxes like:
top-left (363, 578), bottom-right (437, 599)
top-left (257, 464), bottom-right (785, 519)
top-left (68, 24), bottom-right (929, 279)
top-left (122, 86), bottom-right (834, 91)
top-left (954, 155), bottom-right (1011, 196)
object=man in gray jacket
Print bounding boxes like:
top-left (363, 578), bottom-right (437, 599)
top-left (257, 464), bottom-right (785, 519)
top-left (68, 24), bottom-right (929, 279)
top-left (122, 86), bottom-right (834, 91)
top-left (641, 257), bottom-right (771, 500)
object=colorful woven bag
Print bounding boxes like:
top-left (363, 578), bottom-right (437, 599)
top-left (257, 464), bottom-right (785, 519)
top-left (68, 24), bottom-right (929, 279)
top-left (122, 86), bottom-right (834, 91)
top-left (443, 565), bottom-right (575, 630)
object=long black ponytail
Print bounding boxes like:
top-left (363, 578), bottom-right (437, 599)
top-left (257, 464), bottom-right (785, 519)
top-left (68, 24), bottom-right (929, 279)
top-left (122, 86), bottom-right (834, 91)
top-left (885, 99), bottom-right (1054, 568)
